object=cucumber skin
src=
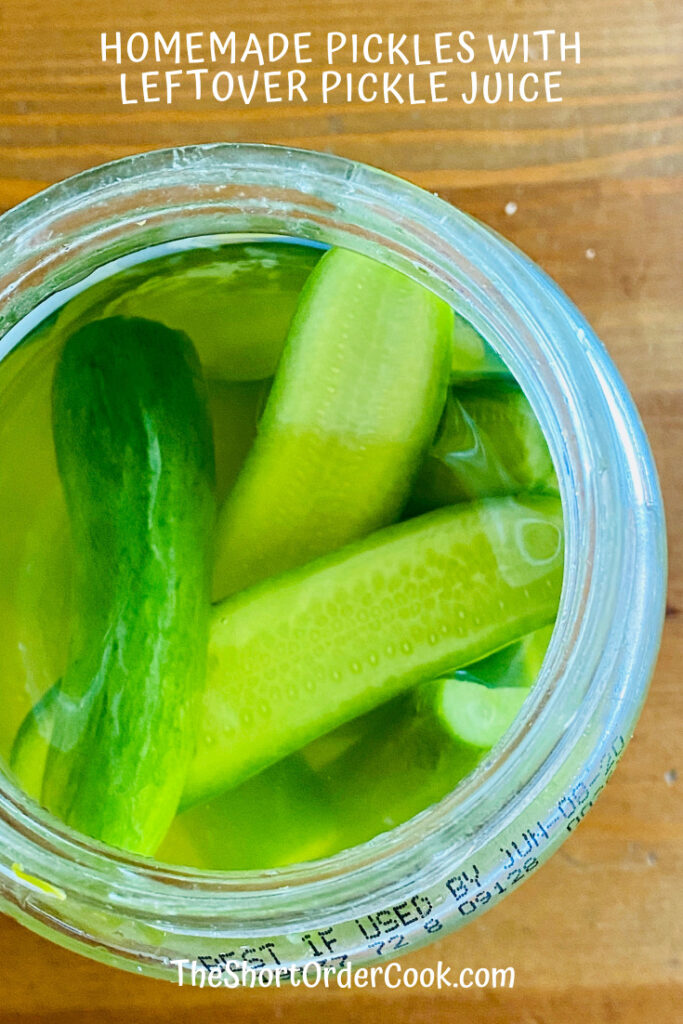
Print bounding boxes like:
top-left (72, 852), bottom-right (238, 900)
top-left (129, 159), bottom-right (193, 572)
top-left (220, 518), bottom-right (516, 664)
top-left (185, 493), bottom-right (563, 807)
top-left (42, 317), bottom-right (215, 855)
top-left (212, 247), bottom-right (454, 600)
top-left (409, 384), bottom-right (558, 513)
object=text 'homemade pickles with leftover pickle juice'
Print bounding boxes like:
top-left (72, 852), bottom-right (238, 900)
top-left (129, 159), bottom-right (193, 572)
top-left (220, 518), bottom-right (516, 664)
top-left (0, 146), bottom-right (665, 978)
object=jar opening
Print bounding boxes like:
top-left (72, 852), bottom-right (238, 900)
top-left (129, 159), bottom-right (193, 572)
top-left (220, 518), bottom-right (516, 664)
top-left (0, 144), bottom-right (665, 977)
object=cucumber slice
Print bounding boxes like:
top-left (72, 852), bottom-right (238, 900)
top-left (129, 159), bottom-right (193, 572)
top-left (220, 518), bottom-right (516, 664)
top-left (0, 325), bottom-right (73, 757)
top-left (212, 247), bottom-right (454, 599)
top-left (187, 493), bottom-right (563, 807)
top-left (300, 624), bottom-right (553, 774)
top-left (409, 382), bottom-right (558, 513)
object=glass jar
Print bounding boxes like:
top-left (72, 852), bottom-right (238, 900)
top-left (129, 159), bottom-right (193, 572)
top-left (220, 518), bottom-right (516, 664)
top-left (0, 144), bottom-right (667, 980)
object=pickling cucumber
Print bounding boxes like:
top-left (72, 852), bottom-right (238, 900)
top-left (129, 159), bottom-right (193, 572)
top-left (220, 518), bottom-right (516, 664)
top-left (156, 629), bottom-right (548, 865)
top-left (0, 324), bottom-right (71, 752)
top-left (41, 317), bottom-right (215, 855)
top-left (212, 247), bottom-right (454, 599)
top-left (408, 382), bottom-right (558, 513)
top-left (186, 493), bottom-right (564, 806)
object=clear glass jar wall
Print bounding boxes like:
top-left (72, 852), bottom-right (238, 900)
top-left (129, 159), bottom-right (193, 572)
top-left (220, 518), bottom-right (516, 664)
top-left (0, 145), bottom-right (667, 979)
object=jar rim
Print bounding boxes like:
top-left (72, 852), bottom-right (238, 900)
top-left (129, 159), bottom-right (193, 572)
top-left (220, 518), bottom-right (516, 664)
top-left (0, 143), bottom-right (667, 960)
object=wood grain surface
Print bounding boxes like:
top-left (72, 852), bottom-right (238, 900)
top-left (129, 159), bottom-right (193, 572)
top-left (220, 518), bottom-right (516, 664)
top-left (0, 1), bottom-right (681, 1021)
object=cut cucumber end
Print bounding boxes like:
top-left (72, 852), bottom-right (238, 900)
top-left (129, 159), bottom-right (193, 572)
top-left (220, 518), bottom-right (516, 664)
top-left (434, 679), bottom-right (531, 750)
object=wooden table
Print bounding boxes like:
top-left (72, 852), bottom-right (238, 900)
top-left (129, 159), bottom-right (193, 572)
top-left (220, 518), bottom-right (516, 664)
top-left (0, 0), bottom-right (680, 1020)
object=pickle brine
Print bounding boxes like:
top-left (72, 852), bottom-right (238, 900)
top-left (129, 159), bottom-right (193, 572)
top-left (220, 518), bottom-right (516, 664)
top-left (0, 237), bottom-right (563, 867)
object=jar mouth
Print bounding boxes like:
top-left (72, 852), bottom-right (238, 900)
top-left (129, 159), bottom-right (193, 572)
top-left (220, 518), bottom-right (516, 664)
top-left (0, 144), bottom-right (667, 938)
